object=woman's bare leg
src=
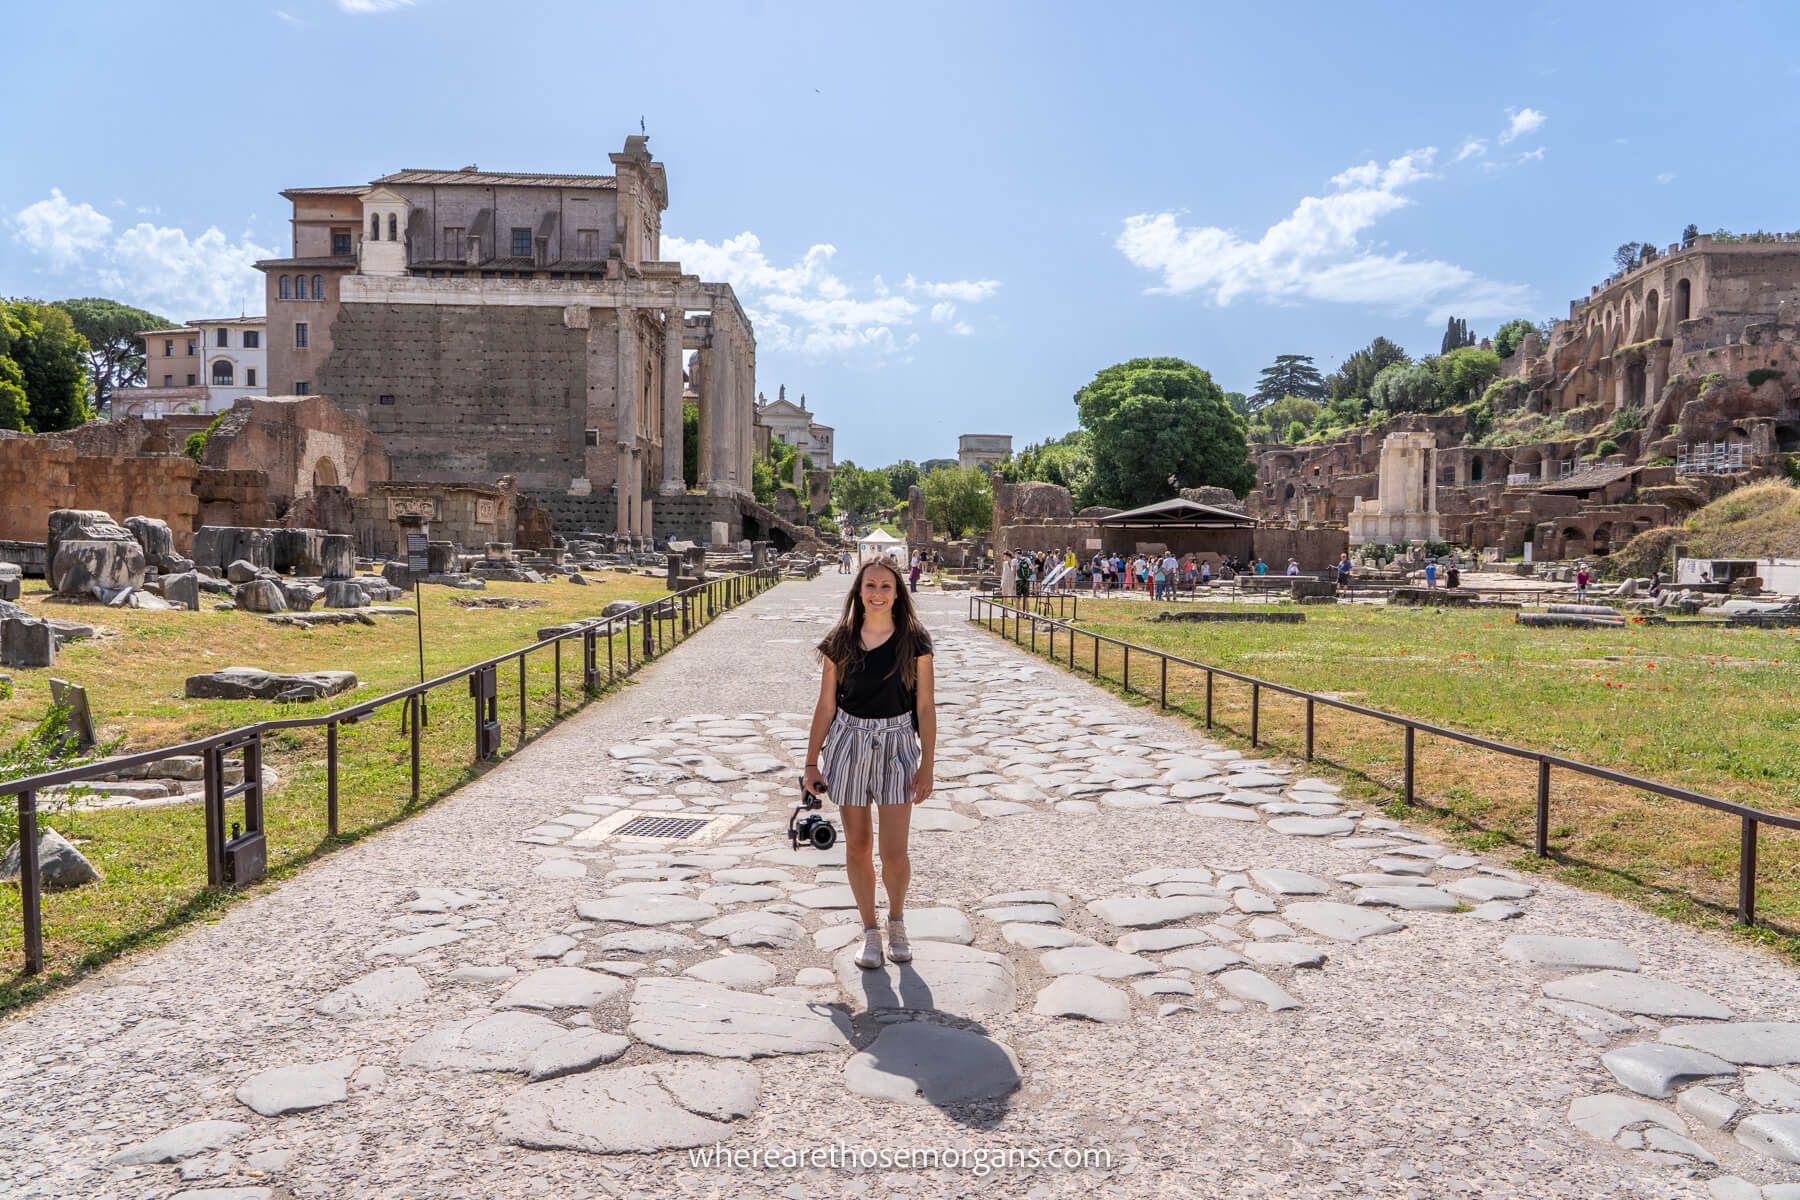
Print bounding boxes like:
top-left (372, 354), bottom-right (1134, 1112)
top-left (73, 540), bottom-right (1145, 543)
top-left (876, 802), bottom-right (913, 921)
top-left (840, 806), bottom-right (877, 929)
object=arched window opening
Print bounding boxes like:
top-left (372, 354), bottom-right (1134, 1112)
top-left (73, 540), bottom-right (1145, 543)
top-left (1676, 279), bottom-right (1692, 321)
top-left (211, 361), bottom-right (234, 386)
top-left (278, 275), bottom-right (291, 299)
top-left (1645, 290), bottom-right (1660, 333)
top-left (387, 213), bottom-right (398, 241)
top-left (371, 214), bottom-right (380, 239)
top-left (311, 275), bottom-right (324, 300)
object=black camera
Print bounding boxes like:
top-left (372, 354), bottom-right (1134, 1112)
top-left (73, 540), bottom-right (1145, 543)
top-left (789, 776), bottom-right (838, 851)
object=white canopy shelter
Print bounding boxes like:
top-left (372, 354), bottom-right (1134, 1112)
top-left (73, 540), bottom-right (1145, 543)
top-left (856, 527), bottom-right (909, 568)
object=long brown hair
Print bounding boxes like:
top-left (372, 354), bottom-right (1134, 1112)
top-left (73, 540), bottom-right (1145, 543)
top-left (816, 557), bottom-right (928, 690)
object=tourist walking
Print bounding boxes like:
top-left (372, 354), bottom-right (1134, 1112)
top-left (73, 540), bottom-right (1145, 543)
top-left (998, 551), bottom-right (1016, 599)
top-left (1424, 560), bottom-right (1437, 590)
top-left (1255, 558), bottom-right (1268, 577)
top-left (1446, 562), bottom-right (1461, 590)
top-left (804, 558), bottom-right (936, 970)
top-left (1201, 559), bottom-right (1212, 587)
top-left (907, 550), bottom-right (922, 594)
top-left (838, 547), bottom-right (853, 574)
top-left (1575, 563), bottom-right (1592, 603)
top-left (1336, 553), bottom-right (1352, 590)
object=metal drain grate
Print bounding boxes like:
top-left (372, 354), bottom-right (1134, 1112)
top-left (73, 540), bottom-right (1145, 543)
top-left (613, 815), bottom-right (711, 840)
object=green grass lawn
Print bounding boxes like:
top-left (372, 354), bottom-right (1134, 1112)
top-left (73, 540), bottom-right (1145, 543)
top-left (977, 598), bottom-right (1800, 957)
top-left (0, 570), bottom-right (690, 1010)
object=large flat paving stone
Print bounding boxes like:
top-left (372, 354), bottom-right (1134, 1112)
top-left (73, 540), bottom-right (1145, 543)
top-left (1567, 1093), bottom-right (1689, 1142)
top-left (315, 966), bottom-right (429, 1017)
top-left (497, 1060), bottom-right (759, 1154)
top-left (683, 955), bottom-right (778, 988)
top-left (842, 1022), bottom-right (1022, 1106)
top-left (1736, 1113), bottom-right (1800, 1165)
top-left (1162, 947), bottom-right (1247, 974)
top-left (1658, 1023), bottom-right (1800, 1066)
top-left (1249, 869), bottom-right (1328, 896)
top-left (576, 895), bottom-right (720, 926)
top-left (1086, 896), bottom-right (1227, 928)
top-left (525, 1030), bottom-right (631, 1082)
top-left (1217, 970), bottom-right (1302, 1012)
top-left (108, 1121), bottom-right (251, 1165)
top-left (235, 1056), bottom-right (357, 1117)
top-left (1282, 901), bottom-right (1404, 943)
top-left (697, 911), bottom-right (807, 949)
top-left (1502, 935), bottom-right (1640, 972)
top-left (1600, 1044), bottom-right (1738, 1098)
top-left (629, 977), bottom-right (842, 1057)
top-left (834, 940), bottom-right (1015, 1016)
top-left (1542, 971), bottom-right (1734, 1020)
top-left (1354, 887), bottom-right (1458, 912)
top-left (1267, 816), bottom-right (1354, 837)
top-left (498, 967), bottom-right (627, 1010)
top-left (1033, 975), bottom-right (1129, 1023)
top-left (979, 903), bottom-right (1065, 925)
top-left (1445, 877), bottom-right (1535, 902)
top-left (367, 928), bottom-right (465, 958)
top-left (1039, 946), bottom-right (1158, 979)
top-left (401, 1012), bottom-right (567, 1073)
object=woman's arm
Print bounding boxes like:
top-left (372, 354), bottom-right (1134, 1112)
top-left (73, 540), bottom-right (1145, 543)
top-left (802, 658), bottom-right (838, 796)
top-left (911, 653), bottom-right (936, 804)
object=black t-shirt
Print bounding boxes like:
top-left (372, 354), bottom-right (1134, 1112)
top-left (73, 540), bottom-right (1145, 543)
top-left (836, 627), bottom-right (933, 721)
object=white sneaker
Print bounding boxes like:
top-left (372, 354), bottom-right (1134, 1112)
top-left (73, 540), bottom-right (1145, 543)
top-left (854, 928), bottom-right (884, 970)
top-left (887, 919), bottom-right (912, 963)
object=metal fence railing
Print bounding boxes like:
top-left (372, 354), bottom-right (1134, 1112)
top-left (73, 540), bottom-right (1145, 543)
top-left (968, 595), bottom-right (1799, 928)
top-left (4, 568), bottom-right (782, 976)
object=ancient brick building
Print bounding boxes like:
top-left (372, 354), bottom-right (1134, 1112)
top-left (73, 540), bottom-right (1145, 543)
top-left (1251, 234), bottom-right (1800, 558)
top-left (254, 136), bottom-right (756, 541)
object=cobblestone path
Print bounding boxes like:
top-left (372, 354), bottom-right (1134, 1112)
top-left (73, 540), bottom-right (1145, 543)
top-left (3, 574), bottom-right (1798, 1199)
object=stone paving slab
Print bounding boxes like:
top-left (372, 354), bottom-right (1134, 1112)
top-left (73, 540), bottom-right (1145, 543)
top-left (2, 575), bottom-right (1799, 1198)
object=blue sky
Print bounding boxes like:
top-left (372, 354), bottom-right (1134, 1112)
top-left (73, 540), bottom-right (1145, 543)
top-left (6, 0), bottom-right (1799, 464)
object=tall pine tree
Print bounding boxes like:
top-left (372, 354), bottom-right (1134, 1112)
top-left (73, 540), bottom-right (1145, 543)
top-left (1439, 316), bottom-right (1474, 354)
top-left (1250, 353), bottom-right (1325, 411)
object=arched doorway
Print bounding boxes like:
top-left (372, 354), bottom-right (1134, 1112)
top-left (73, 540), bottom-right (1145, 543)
top-left (1645, 289), bottom-right (1660, 334)
top-left (1591, 524), bottom-right (1614, 556)
top-left (312, 457), bottom-right (340, 488)
top-left (1470, 457), bottom-right (1485, 483)
top-left (1676, 279), bottom-right (1692, 321)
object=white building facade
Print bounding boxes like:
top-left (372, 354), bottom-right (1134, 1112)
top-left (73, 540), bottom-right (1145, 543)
top-left (194, 316), bottom-right (268, 410)
top-left (755, 388), bottom-right (834, 469)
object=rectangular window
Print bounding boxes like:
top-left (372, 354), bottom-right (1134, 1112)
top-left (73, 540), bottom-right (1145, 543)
top-left (294, 322), bottom-right (309, 349)
top-left (511, 228), bottom-right (532, 257)
top-left (163, 340), bottom-right (173, 357)
top-left (331, 228), bottom-right (352, 256)
top-left (162, 374), bottom-right (172, 387)
top-left (186, 374), bottom-right (196, 386)
top-left (577, 228), bottom-right (598, 258)
top-left (585, 428), bottom-right (599, 447)
top-left (444, 227), bottom-right (464, 259)
top-left (294, 381), bottom-right (310, 395)
top-left (187, 339), bottom-right (196, 356)
top-left (246, 368), bottom-right (257, 387)
top-left (216, 328), bottom-right (229, 347)
top-left (378, 394), bottom-right (396, 406)
top-left (243, 330), bottom-right (259, 349)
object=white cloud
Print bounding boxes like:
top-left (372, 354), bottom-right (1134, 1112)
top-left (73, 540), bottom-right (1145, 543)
top-left (1518, 147), bottom-right (1546, 162)
top-left (951, 321), bottom-right (974, 336)
top-left (1115, 146), bottom-right (1532, 322)
top-left (1455, 139), bottom-right (1487, 162)
top-left (1656, 171), bottom-right (1676, 185)
top-left (9, 190), bottom-right (274, 317)
top-left (274, 8), bottom-right (302, 24)
top-left (337, 0), bottom-right (413, 12)
top-left (1499, 107), bottom-right (1546, 144)
top-left (661, 231), bottom-right (997, 360)
top-left (13, 189), bottom-right (113, 269)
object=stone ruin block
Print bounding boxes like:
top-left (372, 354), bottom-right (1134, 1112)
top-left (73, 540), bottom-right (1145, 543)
top-left (323, 580), bottom-right (368, 608)
top-left (193, 526), bottom-right (272, 574)
top-left (163, 571), bottom-right (201, 611)
top-left (234, 579), bottom-right (288, 613)
top-left (47, 510), bottom-right (147, 596)
top-left (427, 541), bottom-right (457, 574)
top-left (123, 516), bottom-right (177, 569)
top-left (271, 528), bottom-right (326, 576)
top-left (320, 534), bottom-right (354, 580)
top-left (1, 616), bottom-right (55, 668)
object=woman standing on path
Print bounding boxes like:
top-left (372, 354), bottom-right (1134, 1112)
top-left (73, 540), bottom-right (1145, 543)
top-left (803, 558), bottom-right (937, 970)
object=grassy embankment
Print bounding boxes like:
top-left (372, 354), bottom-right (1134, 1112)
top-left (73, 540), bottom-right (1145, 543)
top-left (0, 572), bottom-right (673, 1010)
top-left (980, 598), bottom-right (1800, 957)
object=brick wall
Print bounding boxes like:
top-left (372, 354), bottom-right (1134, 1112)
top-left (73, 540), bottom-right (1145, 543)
top-left (0, 433), bottom-right (202, 549)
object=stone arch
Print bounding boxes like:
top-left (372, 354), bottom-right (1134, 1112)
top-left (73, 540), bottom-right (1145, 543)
top-left (1645, 289), bottom-right (1660, 333)
top-left (211, 359), bottom-right (234, 386)
top-left (1271, 453), bottom-right (1298, 474)
top-left (1282, 482), bottom-right (1296, 502)
top-left (1676, 278), bottom-right (1692, 321)
top-left (1604, 306), bottom-right (1615, 331)
top-left (1591, 523), bottom-right (1615, 556)
top-left (1623, 297), bottom-right (1634, 336)
top-left (1561, 526), bottom-right (1588, 556)
top-left (312, 456), bottom-right (340, 488)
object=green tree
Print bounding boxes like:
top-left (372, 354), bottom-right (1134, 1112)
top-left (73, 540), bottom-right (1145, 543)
top-left (1434, 346), bottom-right (1503, 408)
top-left (830, 461), bottom-right (894, 522)
top-left (1, 300), bottom-right (93, 431)
top-left (1326, 337), bottom-right (1409, 403)
top-left (0, 316), bottom-right (30, 431)
top-left (1008, 430), bottom-right (1093, 504)
top-left (1439, 316), bottom-right (1475, 354)
top-left (682, 401), bottom-right (699, 488)
top-left (1612, 241), bottom-right (1654, 274)
top-left (1075, 357), bottom-right (1254, 507)
top-left (1248, 394), bottom-right (1322, 443)
top-left (55, 297), bottom-right (175, 415)
top-left (1368, 360), bottom-right (1439, 414)
top-left (883, 459), bottom-right (921, 497)
top-left (1250, 354), bottom-right (1325, 410)
top-left (920, 465), bottom-right (991, 537)
top-left (1492, 318), bottom-right (1539, 360)
top-left (1223, 391), bottom-right (1250, 417)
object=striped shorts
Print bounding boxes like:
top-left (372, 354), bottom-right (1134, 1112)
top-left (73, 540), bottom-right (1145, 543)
top-left (820, 711), bottom-right (921, 807)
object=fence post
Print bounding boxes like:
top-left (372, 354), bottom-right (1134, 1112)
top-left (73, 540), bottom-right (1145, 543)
top-left (1092, 633), bottom-right (1099, 677)
top-left (1030, 614), bottom-right (1037, 654)
top-left (1403, 725), bottom-right (1415, 806)
top-left (607, 620), bottom-right (616, 683)
top-left (1304, 698), bottom-right (1314, 761)
top-left (554, 638), bottom-right (563, 714)
top-left (1159, 656), bottom-right (1167, 709)
top-left (410, 693), bottom-right (422, 804)
top-left (1205, 670), bottom-right (1214, 728)
top-left (18, 789), bottom-right (43, 975)
top-left (1123, 645), bottom-right (1130, 693)
top-left (1739, 817), bottom-right (1758, 927)
top-left (1250, 683), bottom-right (1260, 747)
top-left (682, 593), bottom-right (691, 636)
top-left (518, 653), bottom-right (527, 737)
top-left (1535, 760), bottom-right (1550, 857)
top-left (642, 606), bottom-right (655, 661)
top-left (326, 721), bottom-right (340, 836)
top-left (203, 745), bottom-right (225, 887)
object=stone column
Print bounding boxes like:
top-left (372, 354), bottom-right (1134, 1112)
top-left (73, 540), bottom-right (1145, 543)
top-left (695, 340), bottom-right (714, 487)
top-left (616, 310), bottom-right (638, 537)
top-left (659, 309), bottom-right (686, 496)
top-left (707, 329), bottom-right (736, 497)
